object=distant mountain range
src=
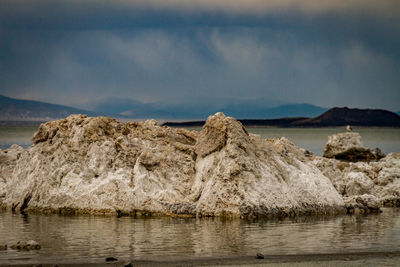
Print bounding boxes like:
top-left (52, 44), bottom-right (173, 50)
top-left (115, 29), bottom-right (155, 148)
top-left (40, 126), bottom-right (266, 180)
top-left (164, 107), bottom-right (400, 128)
top-left (1, 94), bottom-right (399, 127)
top-left (0, 94), bottom-right (326, 122)
top-left (89, 97), bottom-right (327, 119)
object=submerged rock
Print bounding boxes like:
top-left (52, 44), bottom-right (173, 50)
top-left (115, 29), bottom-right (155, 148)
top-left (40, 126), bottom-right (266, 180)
top-left (256, 253), bottom-right (265, 259)
top-left (105, 257), bottom-right (118, 262)
top-left (344, 194), bottom-right (381, 214)
top-left (323, 132), bottom-right (385, 161)
top-left (0, 113), bottom-right (346, 218)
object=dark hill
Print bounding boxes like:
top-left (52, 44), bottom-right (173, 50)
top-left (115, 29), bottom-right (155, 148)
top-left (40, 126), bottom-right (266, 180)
top-left (163, 107), bottom-right (400, 127)
top-left (294, 107), bottom-right (400, 127)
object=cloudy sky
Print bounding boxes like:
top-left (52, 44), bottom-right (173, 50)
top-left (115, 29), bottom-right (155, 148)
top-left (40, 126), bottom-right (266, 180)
top-left (0, 0), bottom-right (399, 111)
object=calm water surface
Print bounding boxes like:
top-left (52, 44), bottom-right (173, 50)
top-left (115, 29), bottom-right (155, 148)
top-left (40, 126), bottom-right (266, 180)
top-left (1, 209), bottom-right (400, 264)
top-left (0, 126), bottom-right (399, 155)
top-left (0, 126), bottom-right (37, 150)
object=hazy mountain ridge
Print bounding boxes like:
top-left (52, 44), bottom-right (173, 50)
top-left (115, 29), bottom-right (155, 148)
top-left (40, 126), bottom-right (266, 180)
top-left (88, 97), bottom-right (327, 119)
top-left (0, 94), bottom-right (326, 122)
top-left (0, 95), bottom-right (95, 121)
top-left (0, 95), bottom-right (125, 122)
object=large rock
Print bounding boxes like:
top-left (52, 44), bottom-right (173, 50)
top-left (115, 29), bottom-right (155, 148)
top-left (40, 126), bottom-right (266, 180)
top-left (323, 132), bottom-right (384, 161)
top-left (0, 113), bottom-right (345, 218)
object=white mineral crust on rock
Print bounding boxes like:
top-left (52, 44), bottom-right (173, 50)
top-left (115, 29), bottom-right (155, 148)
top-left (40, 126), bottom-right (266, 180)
top-left (324, 132), bottom-right (364, 157)
top-left (323, 132), bottom-right (384, 161)
top-left (0, 113), bottom-right (348, 217)
top-left (313, 153), bottom-right (400, 208)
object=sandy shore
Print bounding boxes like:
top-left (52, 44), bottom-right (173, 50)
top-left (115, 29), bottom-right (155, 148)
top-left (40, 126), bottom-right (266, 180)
top-left (2, 251), bottom-right (400, 267)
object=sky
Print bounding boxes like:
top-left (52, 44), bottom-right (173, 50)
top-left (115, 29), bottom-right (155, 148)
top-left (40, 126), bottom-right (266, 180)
top-left (0, 0), bottom-right (399, 111)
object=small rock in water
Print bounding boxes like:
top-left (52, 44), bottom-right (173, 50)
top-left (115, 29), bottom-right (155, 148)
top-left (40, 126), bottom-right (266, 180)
top-left (105, 257), bottom-right (118, 262)
top-left (0, 244), bottom-right (7, 250)
top-left (256, 253), bottom-right (264, 259)
top-left (124, 263), bottom-right (133, 267)
top-left (26, 240), bottom-right (41, 250)
top-left (10, 240), bottom-right (41, 250)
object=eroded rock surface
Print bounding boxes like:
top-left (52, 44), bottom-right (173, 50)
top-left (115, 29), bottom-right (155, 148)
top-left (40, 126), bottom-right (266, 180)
top-left (314, 153), bottom-right (400, 211)
top-left (323, 132), bottom-right (385, 161)
top-left (0, 113), bottom-right (346, 218)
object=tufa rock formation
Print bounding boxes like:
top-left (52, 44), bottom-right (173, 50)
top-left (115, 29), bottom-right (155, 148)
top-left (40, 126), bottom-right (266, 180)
top-left (0, 113), bottom-right (345, 218)
top-left (314, 153), bottom-right (400, 211)
top-left (323, 132), bottom-right (385, 161)
top-left (317, 131), bottom-right (399, 212)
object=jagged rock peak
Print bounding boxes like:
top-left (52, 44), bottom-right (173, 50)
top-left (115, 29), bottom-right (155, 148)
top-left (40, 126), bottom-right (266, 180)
top-left (195, 112), bottom-right (249, 158)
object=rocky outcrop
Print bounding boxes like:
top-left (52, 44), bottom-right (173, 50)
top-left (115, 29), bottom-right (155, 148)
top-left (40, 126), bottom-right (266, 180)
top-left (317, 130), bottom-right (399, 211)
top-left (314, 153), bottom-right (400, 210)
top-left (0, 113), bottom-right (345, 218)
top-left (323, 132), bottom-right (385, 161)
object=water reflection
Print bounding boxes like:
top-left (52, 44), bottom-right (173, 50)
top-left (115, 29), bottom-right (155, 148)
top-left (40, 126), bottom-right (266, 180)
top-left (1, 209), bottom-right (400, 264)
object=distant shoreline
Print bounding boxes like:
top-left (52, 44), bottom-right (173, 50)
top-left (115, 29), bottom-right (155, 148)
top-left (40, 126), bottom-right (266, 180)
top-left (1, 106), bottom-right (400, 128)
top-left (2, 120), bottom-right (400, 128)
top-left (162, 119), bottom-right (400, 128)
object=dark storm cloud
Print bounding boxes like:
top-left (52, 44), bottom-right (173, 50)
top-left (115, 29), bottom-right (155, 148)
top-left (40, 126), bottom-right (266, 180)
top-left (0, 0), bottom-right (399, 110)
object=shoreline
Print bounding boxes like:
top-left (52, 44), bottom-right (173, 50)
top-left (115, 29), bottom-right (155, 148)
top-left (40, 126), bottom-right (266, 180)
top-left (2, 251), bottom-right (400, 266)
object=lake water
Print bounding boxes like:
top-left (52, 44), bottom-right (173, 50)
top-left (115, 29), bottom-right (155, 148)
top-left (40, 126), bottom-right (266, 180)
top-left (1, 126), bottom-right (399, 156)
top-left (1, 209), bottom-right (400, 265)
top-left (0, 126), bottom-right (38, 150)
